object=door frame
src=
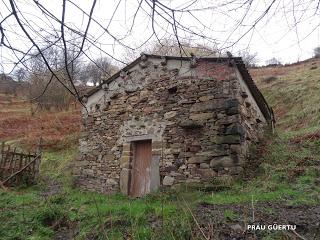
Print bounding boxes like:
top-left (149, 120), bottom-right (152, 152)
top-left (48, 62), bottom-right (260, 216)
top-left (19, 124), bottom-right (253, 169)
top-left (120, 137), bottom-right (161, 196)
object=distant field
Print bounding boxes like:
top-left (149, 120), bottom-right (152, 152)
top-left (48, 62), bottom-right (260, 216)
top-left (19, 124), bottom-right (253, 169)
top-left (0, 93), bottom-right (81, 150)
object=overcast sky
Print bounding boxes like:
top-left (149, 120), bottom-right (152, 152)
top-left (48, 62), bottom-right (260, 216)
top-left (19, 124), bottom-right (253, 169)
top-left (0, 0), bottom-right (319, 74)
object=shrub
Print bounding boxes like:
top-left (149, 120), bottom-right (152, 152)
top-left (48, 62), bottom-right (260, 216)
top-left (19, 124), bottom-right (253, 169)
top-left (262, 75), bottom-right (278, 83)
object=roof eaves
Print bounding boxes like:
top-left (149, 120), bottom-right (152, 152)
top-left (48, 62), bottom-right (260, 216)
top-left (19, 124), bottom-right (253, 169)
top-left (234, 59), bottom-right (274, 122)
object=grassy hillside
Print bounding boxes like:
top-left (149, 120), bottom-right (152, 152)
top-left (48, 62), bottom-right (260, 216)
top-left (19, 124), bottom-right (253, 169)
top-left (0, 59), bottom-right (320, 239)
top-left (251, 58), bottom-right (320, 132)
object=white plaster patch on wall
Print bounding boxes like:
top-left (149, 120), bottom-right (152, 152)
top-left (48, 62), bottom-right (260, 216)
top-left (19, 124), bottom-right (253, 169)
top-left (83, 57), bottom-right (200, 116)
top-left (84, 68), bottom-right (153, 115)
top-left (118, 117), bottom-right (168, 144)
top-left (165, 59), bottom-right (195, 77)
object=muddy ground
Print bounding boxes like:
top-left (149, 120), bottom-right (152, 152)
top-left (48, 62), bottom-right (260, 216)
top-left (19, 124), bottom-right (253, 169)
top-left (195, 202), bottom-right (320, 240)
top-left (50, 201), bottom-right (320, 239)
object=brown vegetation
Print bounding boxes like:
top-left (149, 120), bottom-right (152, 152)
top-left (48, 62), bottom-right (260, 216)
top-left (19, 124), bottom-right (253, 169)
top-left (0, 93), bottom-right (81, 150)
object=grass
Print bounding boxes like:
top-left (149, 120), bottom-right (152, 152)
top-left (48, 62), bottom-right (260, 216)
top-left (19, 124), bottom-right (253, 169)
top-left (0, 185), bottom-right (192, 240)
top-left (223, 209), bottom-right (237, 221)
top-left (0, 164), bottom-right (318, 239)
top-left (41, 147), bottom-right (77, 179)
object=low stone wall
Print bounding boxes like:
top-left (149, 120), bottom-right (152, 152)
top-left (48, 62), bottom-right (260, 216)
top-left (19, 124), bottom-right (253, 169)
top-left (73, 58), bottom-right (267, 194)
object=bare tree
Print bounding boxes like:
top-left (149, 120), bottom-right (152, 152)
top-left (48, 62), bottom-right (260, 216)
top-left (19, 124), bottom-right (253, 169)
top-left (238, 50), bottom-right (258, 67)
top-left (26, 44), bottom-right (83, 110)
top-left (81, 57), bottom-right (118, 86)
top-left (147, 38), bottom-right (219, 57)
top-left (314, 47), bottom-right (320, 58)
top-left (13, 67), bottom-right (27, 82)
top-left (123, 38), bottom-right (220, 63)
top-left (0, 73), bottom-right (18, 95)
top-left (265, 57), bottom-right (282, 66)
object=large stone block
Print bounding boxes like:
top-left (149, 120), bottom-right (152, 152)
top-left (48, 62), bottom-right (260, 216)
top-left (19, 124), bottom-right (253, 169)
top-left (164, 111), bottom-right (177, 119)
top-left (224, 99), bottom-right (239, 109)
top-left (199, 95), bottom-right (214, 102)
top-left (152, 149), bottom-right (162, 155)
top-left (190, 112), bottom-right (214, 121)
top-left (163, 176), bottom-right (175, 186)
top-left (122, 151), bottom-right (131, 157)
top-left (216, 115), bottom-right (241, 125)
top-left (103, 154), bottom-right (115, 161)
top-left (216, 135), bottom-right (241, 144)
top-left (188, 156), bottom-right (208, 164)
top-left (127, 95), bottom-right (139, 102)
top-left (226, 107), bottom-right (239, 115)
top-left (210, 156), bottom-right (234, 168)
top-left (123, 144), bottom-right (131, 152)
top-left (83, 169), bottom-right (94, 175)
top-left (190, 99), bottom-right (225, 112)
top-left (76, 160), bottom-right (89, 167)
top-left (120, 169), bottom-right (131, 195)
top-left (200, 163), bottom-right (210, 169)
top-left (140, 90), bottom-right (150, 99)
top-left (229, 166), bottom-right (244, 175)
top-left (152, 141), bottom-right (163, 149)
top-left (226, 123), bottom-right (245, 136)
top-left (197, 169), bottom-right (217, 179)
top-left (206, 145), bottom-right (228, 156)
top-left (179, 120), bottom-right (203, 129)
top-left (106, 178), bottom-right (118, 186)
top-left (187, 144), bottom-right (201, 153)
top-left (230, 145), bottom-right (242, 154)
top-left (120, 156), bottom-right (130, 168)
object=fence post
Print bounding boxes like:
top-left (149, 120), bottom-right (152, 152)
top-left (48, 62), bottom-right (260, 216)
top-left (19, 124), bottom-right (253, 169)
top-left (8, 148), bottom-right (16, 180)
top-left (34, 137), bottom-right (43, 180)
top-left (19, 154), bottom-right (24, 184)
top-left (0, 142), bottom-right (4, 177)
top-left (3, 145), bottom-right (10, 178)
top-left (37, 137), bottom-right (43, 154)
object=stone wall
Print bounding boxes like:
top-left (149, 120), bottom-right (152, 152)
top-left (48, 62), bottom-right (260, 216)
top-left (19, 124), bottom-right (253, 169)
top-left (73, 57), bottom-right (268, 194)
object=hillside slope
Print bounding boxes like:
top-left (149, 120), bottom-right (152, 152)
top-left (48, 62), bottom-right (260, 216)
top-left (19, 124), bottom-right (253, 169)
top-left (250, 58), bottom-right (320, 133)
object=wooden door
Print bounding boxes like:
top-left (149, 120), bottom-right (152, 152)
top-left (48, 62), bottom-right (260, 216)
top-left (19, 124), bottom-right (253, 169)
top-left (130, 140), bottom-right (152, 197)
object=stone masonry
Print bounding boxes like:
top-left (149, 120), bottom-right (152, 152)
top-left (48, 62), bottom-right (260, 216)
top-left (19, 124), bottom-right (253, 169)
top-left (73, 54), bottom-right (273, 195)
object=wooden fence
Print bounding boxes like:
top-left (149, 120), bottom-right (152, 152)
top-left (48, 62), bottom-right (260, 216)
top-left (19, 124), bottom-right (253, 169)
top-left (0, 142), bottom-right (42, 187)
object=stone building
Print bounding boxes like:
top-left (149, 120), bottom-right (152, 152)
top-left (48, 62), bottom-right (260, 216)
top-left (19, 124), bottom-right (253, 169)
top-left (74, 54), bottom-right (274, 197)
